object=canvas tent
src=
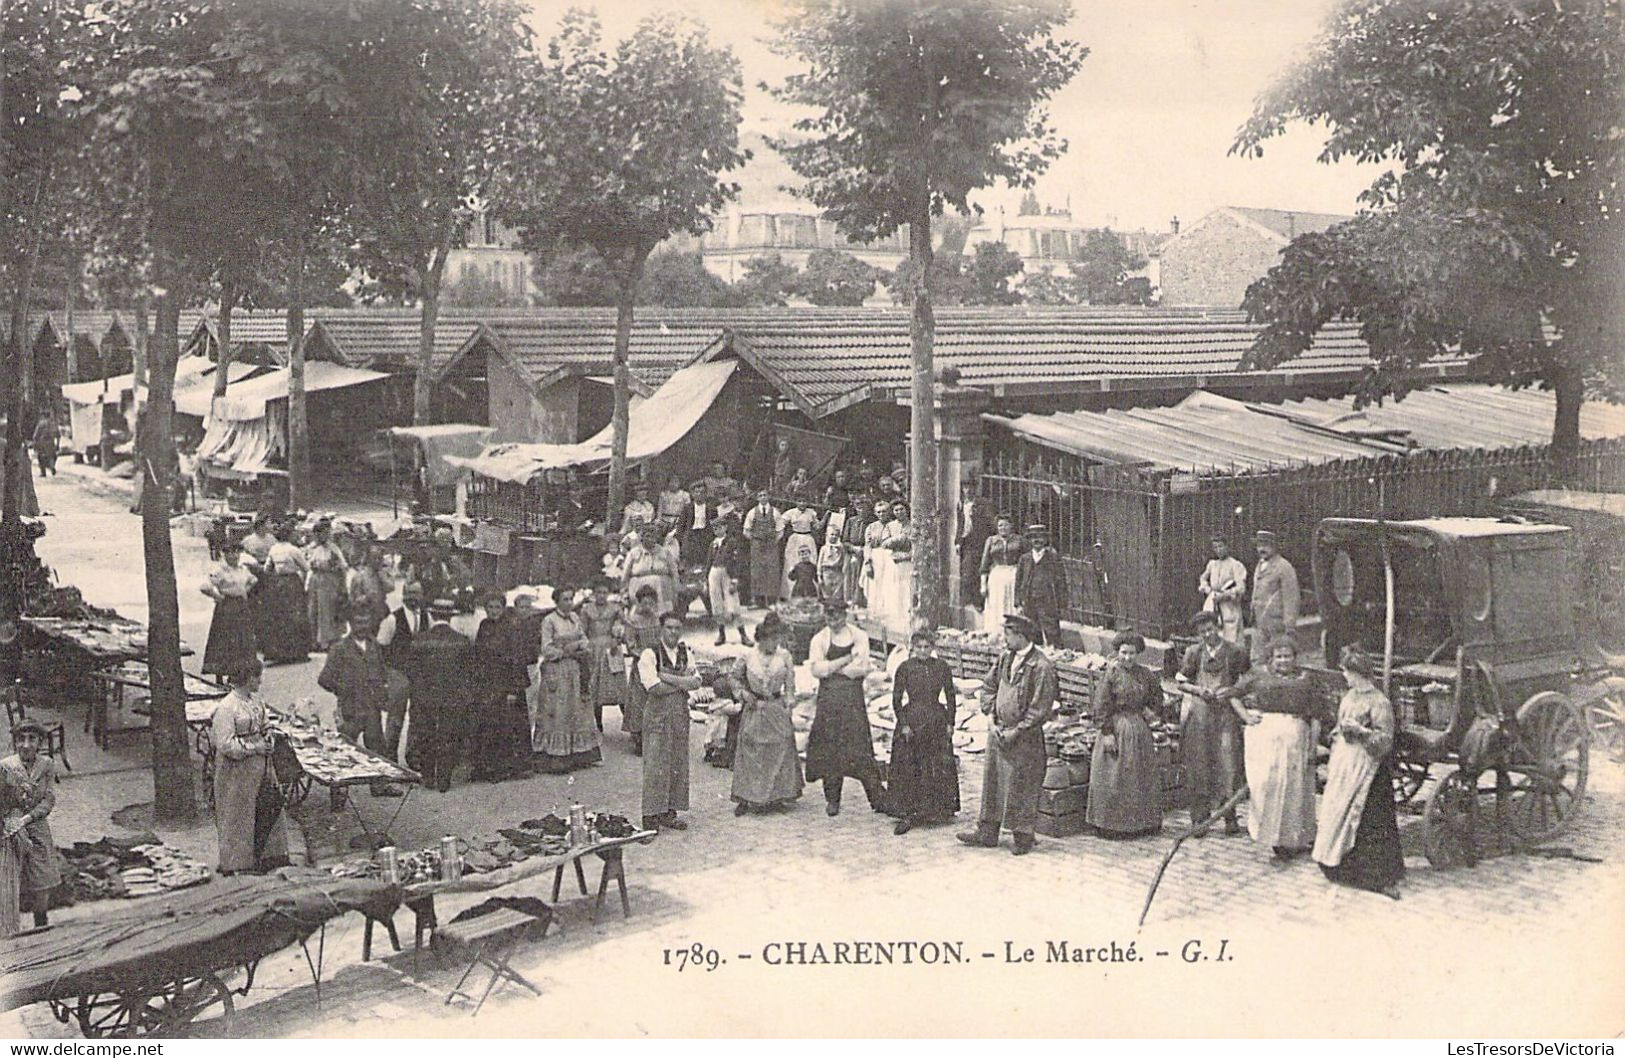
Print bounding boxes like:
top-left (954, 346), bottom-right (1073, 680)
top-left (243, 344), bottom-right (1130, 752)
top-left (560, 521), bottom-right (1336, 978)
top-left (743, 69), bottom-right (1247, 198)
top-left (190, 361), bottom-right (388, 477)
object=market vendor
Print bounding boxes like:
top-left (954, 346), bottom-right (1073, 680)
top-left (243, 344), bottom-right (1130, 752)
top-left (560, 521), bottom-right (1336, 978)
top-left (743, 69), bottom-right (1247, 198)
top-left (1084, 631), bottom-right (1163, 839)
top-left (260, 522), bottom-right (312, 664)
top-left (200, 539), bottom-right (259, 679)
top-left (958, 613), bottom-right (1055, 855)
top-left (888, 628), bottom-right (960, 835)
top-left (1015, 524), bottom-right (1064, 647)
top-left (743, 491), bottom-right (784, 609)
top-left (304, 518), bottom-right (349, 652)
top-left (618, 584), bottom-right (663, 756)
top-left (535, 586), bottom-right (600, 773)
top-left (1176, 610), bottom-right (1250, 836)
top-left (638, 610), bottom-right (701, 831)
top-left (805, 598), bottom-right (884, 817)
top-left (1227, 637), bottom-right (1322, 860)
top-left (210, 660), bottom-right (290, 875)
top-left (1250, 530), bottom-right (1300, 665)
top-left (2, 720), bottom-right (62, 927)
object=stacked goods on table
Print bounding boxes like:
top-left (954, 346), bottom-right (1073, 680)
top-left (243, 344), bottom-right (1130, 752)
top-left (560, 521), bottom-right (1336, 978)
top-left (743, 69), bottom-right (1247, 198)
top-left (935, 629), bottom-right (1111, 712)
top-left (327, 813), bottom-right (641, 885)
top-left (775, 598), bottom-right (825, 663)
top-left (267, 709), bottom-right (416, 786)
top-left (58, 837), bottom-right (213, 903)
top-left (1037, 719), bottom-right (1098, 836)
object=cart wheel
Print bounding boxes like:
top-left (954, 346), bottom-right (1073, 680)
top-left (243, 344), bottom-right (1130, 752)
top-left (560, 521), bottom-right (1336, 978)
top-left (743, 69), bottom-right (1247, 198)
top-left (1505, 691), bottom-right (1590, 844)
top-left (134, 973), bottom-right (235, 1037)
top-left (1422, 768), bottom-right (1487, 869)
top-left (1392, 756), bottom-right (1430, 804)
top-left (1588, 686), bottom-right (1625, 762)
top-left (281, 772), bottom-right (313, 806)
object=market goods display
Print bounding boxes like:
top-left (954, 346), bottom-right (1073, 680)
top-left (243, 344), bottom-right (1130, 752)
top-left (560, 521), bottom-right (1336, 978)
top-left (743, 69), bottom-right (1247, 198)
top-left (58, 838), bottom-right (213, 903)
top-left (328, 812), bottom-right (643, 885)
top-left (267, 709), bottom-right (416, 786)
top-left (22, 616), bottom-right (150, 660)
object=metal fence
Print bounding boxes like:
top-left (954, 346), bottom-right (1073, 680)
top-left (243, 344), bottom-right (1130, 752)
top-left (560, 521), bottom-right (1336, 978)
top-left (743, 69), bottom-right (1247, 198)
top-left (979, 437), bottom-right (1625, 639)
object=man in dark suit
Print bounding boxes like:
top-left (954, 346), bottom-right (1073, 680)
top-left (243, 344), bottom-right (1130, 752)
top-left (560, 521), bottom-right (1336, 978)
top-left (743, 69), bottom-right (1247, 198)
top-left (405, 599), bottom-right (474, 792)
top-left (317, 608), bottom-right (400, 800)
top-left (958, 613), bottom-right (1056, 855)
top-left (1014, 524), bottom-right (1066, 646)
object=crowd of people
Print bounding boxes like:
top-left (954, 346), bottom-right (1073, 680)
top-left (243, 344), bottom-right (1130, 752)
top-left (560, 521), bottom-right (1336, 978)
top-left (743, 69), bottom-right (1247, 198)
top-left (176, 469), bottom-right (1400, 898)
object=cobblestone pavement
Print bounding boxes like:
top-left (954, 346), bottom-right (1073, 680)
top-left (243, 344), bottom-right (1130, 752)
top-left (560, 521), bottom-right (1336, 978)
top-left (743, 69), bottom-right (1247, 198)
top-left (7, 471), bottom-right (1622, 1038)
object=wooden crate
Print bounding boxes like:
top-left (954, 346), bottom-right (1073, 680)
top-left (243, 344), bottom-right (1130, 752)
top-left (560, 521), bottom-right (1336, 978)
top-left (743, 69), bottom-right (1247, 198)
top-left (1038, 784), bottom-right (1089, 816)
top-left (1036, 805), bottom-right (1091, 838)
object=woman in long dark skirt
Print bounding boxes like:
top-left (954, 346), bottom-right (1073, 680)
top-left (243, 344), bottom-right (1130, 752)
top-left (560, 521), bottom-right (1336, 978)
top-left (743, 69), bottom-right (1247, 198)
top-left (258, 523), bottom-right (311, 664)
top-left (201, 541), bottom-right (259, 676)
top-left (1314, 645), bottom-right (1405, 898)
top-left (889, 628), bottom-right (960, 834)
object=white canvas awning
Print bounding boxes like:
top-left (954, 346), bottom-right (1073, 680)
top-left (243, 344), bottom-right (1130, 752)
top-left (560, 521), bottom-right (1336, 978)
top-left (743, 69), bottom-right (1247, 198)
top-left (62, 356), bottom-right (216, 406)
top-left (389, 423), bottom-right (495, 488)
top-left (449, 359), bottom-right (737, 483)
top-left (175, 360), bottom-right (387, 420)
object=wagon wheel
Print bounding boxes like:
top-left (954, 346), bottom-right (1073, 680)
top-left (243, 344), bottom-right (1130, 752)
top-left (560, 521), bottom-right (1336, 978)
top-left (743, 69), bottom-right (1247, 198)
top-left (280, 771), bottom-right (313, 806)
top-left (1422, 768), bottom-right (1490, 869)
top-left (1503, 691), bottom-right (1590, 844)
top-left (1588, 686), bottom-right (1625, 762)
top-left (1391, 755), bottom-right (1430, 804)
top-left (68, 991), bottom-right (149, 1038)
top-left (134, 972), bottom-right (235, 1036)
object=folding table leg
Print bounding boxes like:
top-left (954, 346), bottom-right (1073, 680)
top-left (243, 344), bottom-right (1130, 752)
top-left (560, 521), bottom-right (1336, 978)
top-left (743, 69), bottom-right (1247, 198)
top-left (572, 857), bottom-right (588, 895)
top-left (591, 848), bottom-right (630, 924)
top-left (552, 864), bottom-right (565, 902)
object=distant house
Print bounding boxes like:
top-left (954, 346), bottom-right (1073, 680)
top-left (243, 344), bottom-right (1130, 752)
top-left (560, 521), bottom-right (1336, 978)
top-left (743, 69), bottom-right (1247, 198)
top-left (1153, 206), bottom-right (1352, 308)
top-left (446, 208), bottom-right (534, 301)
top-left (963, 205), bottom-right (1171, 280)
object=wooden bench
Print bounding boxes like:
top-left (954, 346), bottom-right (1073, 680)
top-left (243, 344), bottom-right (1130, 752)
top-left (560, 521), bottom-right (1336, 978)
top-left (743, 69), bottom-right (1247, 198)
top-left (436, 907), bottom-right (549, 1016)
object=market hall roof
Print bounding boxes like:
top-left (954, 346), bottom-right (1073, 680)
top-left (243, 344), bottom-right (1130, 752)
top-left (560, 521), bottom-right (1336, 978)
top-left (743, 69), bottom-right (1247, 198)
top-left (987, 384), bottom-right (1625, 474)
top-left (691, 307), bottom-right (1473, 418)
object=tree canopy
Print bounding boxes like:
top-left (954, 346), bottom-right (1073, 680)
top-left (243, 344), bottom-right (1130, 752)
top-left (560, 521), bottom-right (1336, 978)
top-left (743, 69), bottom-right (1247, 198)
top-left (1233, 0), bottom-right (1624, 456)
top-left (499, 10), bottom-right (747, 519)
top-left (798, 249), bottom-right (877, 306)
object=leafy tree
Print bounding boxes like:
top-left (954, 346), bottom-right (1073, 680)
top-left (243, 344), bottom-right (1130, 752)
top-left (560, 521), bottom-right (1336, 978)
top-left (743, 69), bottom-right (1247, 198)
top-left (1017, 190), bottom-right (1043, 216)
top-left (348, 0), bottom-right (533, 426)
top-left (797, 248), bottom-right (877, 306)
top-left (443, 268), bottom-right (533, 308)
top-left (962, 241), bottom-right (1025, 305)
top-left (1233, 0), bottom-right (1624, 460)
top-left (638, 248), bottom-right (741, 307)
top-left (1070, 228), bottom-right (1147, 304)
top-left (1019, 266), bottom-right (1083, 305)
top-left (499, 11), bottom-right (747, 522)
top-left (771, 0), bottom-right (1084, 623)
top-left (735, 253), bottom-right (802, 307)
top-left (534, 244), bottom-right (618, 307)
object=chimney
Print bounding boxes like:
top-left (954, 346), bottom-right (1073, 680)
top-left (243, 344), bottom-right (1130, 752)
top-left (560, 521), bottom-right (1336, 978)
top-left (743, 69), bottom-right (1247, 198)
top-left (1170, 215), bottom-right (1180, 234)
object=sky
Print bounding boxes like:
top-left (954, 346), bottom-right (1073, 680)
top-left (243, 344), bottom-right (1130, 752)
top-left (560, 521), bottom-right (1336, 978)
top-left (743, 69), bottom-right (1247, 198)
top-left (523, 0), bottom-right (1383, 233)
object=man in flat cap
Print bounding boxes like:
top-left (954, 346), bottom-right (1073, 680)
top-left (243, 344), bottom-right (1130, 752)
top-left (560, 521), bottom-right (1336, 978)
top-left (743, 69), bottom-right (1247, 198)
top-left (1014, 523), bottom-right (1065, 646)
top-left (1250, 529), bottom-right (1300, 665)
top-left (958, 613), bottom-right (1056, 855)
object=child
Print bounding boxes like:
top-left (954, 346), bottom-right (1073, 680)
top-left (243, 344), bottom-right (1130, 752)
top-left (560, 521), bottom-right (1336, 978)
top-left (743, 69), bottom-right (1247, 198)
top-left (817, 526), bottom-right (846, 603)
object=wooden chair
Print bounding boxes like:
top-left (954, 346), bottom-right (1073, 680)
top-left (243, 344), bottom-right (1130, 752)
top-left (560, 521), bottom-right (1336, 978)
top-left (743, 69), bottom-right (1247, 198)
top-left (3, 679), bottom-right (70, 771)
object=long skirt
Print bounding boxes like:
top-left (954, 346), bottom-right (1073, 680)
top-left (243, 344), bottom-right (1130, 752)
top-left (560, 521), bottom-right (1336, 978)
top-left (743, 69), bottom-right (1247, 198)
top-left (748, 541), bottom-right (780, 601)
top-left (869, 550), bottom-right (896, 622)
top-left (781, 533), bottom-right (816, 599)
top-left (888, 711), bottom-right (959, 822)
top-left (15, 817), bottom-right (61, 897)
top-left (1244, 713), bottom-right (1318, 850)
top-left (844, 550), bottom-right (865, 605)
top-left (258, 572), bottom-right (310, 662)
top-left (708, 566), bottom-right (740, 622)
top-left (534, 658), bottom-right (601, 771)
top-left (732, 698), bottom-right (803, 808)
top-left (203, 595), bottom-right (259, 676)
top-left (1086, 711), bottom-right (1162, 835)
top-left (1181, 694), bottom-right (1244, 820)
top-left (307, 570), bottom-right (345, 649)
top-left (587, 637), bottom-right (625, 707)
top-left (0, 832), bottom-right (22, 937)
top-left (1317, 757), bottom-right (1405, 891)
top-left (214, 754), bottom-right (287, 873)
top-left (981, 565), bottom-right (1017, 634)
top-left (888, 557), bottom-right (913, 625)
top-left (804, 676), bottom-right (880, 792)
top-left (641, 690), bottom-right (690, 816)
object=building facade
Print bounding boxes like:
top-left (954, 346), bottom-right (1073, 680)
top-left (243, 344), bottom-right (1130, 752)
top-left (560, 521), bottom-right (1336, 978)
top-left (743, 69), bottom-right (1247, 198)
top-left (1152, 206), bottom-right (1351, 308)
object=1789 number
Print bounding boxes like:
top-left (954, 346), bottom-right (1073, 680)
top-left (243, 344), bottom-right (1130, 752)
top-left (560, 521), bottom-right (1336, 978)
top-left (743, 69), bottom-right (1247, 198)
top-left (662, 943), bottom-right (724, 972)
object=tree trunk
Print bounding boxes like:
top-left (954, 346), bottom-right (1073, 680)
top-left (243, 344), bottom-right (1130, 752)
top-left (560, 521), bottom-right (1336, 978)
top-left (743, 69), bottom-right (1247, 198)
top-left (212, 282), bottom-right (238, 399)
top-left (142, 268), bottom-right (194, 823)
top-left (287, 244), bottom-right (309, 511)
top-left (1550, 361), bottom-right (1584, 481)
top-left (606, 249), bottom-right (648, 528)
top-left (907, 205), bottom-right (940, 628)
top-left (131, 299), bottom-right (148, 390)
top-left (414, 238), bottom-right (449, 426)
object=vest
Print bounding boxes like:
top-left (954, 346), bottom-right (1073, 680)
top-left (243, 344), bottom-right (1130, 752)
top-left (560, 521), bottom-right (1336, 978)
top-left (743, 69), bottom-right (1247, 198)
top-left (383, 607), bottom-right (416, 672)
top-left (648, 641), bottom-right (690, 698)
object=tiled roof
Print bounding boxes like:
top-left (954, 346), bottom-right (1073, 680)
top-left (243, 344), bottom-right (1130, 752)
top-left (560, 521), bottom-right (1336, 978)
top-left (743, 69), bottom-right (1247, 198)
top-left (710, 307), bottom-right (1471, 416)
top-left (1226, 206), bottom-right (1352, 242)
top-left (311, 313), bottom-right (481, 373)
top-left (989, 385), bottom-right (1625, 474)
top-left (477, 315), bottom-right (730, 391)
